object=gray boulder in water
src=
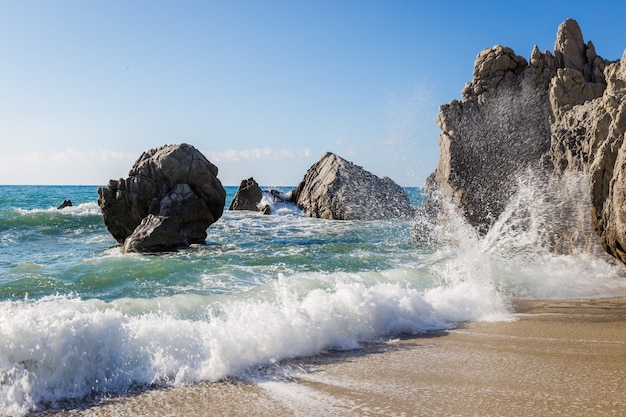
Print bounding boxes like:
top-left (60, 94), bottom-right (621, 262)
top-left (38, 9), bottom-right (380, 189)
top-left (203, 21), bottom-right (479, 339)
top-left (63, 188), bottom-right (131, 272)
top-left (97, 143), bottom-right (226, 252)
top-left (122, 214), bottom-right (188, 253)
top-left (228, 177), bottom-right (270, 214)
top-left (292, 152), bottom-right (415, 220)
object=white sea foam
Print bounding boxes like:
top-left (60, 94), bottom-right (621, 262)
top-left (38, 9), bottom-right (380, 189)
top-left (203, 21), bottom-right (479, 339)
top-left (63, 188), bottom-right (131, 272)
top-left (14, 202), bottom-right (100, 217)
top-left (2, 250), bottom-right (624, 415)
top-left (0, 264), bottom-right (512, 415)
top-left (59, 202), bottom-right (101, 217)
top-left (258, 192), bottom-right (304, 216)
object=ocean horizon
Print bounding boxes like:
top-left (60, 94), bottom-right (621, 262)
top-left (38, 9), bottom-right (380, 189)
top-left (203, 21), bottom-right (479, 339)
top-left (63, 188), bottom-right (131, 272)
top-left (1, 184), bottom-right (626, 415)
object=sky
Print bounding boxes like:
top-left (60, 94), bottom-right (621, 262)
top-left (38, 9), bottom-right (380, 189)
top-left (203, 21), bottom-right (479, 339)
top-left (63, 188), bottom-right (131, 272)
top-left (0, 1), bottom-right (625, 187)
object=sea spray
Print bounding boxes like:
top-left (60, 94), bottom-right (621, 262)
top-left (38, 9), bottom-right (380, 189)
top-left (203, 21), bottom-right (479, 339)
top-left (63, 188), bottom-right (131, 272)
top-left (421, 169), bottom-right (626, 300)
top-left (435, 83), bottom-right (553, 234)
top-left (258, 190), bottom-right (303, 216)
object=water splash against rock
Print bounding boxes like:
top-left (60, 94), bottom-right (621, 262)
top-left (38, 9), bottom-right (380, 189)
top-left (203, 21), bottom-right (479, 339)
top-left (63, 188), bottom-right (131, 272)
top-left (426, 18), bottom-right (626, 267)
top-left (435, 83), bottom-right (552, 233)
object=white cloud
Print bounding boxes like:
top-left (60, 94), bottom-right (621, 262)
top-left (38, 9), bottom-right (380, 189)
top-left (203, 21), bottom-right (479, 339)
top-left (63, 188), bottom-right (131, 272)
top-left (205, 147), bottom-right (311, 163)
top-left (0, 149), bottom-right (137, 185)
top-left (0, 147), bottom-right (318, 185)
top-left (1, 149), bottom-right (136, 164)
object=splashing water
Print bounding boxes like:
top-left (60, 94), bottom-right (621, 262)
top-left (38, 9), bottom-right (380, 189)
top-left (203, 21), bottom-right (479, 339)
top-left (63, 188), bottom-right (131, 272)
top-left (426, 169), bottom-right (625, 300)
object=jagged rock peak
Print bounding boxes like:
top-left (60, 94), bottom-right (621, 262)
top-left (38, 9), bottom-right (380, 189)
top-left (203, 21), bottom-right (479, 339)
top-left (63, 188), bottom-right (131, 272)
top-left (473, 46), bottom-right (528, 79)
top-left (463, 46), bottom-right (528, 99)
top-left (554, 18), bottom-right (588, 73)
top-left (463, 18), bottom-right (611, 101)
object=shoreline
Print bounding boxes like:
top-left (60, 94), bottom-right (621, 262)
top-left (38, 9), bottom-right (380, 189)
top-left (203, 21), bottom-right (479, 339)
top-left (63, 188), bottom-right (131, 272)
top-left (38, 297), bottom-right (626, 417)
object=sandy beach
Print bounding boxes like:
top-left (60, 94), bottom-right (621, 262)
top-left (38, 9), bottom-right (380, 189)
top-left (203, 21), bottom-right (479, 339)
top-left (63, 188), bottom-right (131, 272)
top-left (41, 297), bottom-right (626, 417)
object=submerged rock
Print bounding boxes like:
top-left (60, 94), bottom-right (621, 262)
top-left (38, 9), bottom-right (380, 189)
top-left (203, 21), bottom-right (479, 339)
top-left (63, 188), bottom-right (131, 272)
top-left (123, 214), bottom-right (188, 253)
top-left (97, 143), bottom-right (226, 253)
top-left (57, 199), bottom-right (72, 209)
top-left (293, 152), bottom-right (415, 220)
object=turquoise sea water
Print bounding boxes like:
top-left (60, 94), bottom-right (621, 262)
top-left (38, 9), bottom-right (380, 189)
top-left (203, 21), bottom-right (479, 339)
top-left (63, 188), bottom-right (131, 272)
top-left (1, 185), bottom-right (625, 415)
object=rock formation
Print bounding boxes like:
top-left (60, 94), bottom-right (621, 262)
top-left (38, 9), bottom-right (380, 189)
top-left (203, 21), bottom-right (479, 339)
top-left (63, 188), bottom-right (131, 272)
top-left (228, 177), bottom-right (270, 214)
top-left (589, 51), bottom-right (626, 263)
top-left (428, 18), bottom-right (626, 262)
top-left (293, 152), bottom-right (415, 220)
top-left (123, 214), bottom-right (188, 253)
top-left (97, 143), bottom-right (226, 252)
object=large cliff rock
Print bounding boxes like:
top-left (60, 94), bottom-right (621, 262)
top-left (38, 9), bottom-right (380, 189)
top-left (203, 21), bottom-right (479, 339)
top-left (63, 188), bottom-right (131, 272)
top-left (435, 44), bottom-right (553, 233)
top-left (589, 51), bottom-right (626, 263)
top-left (97, 143), bottom-right (226, 252)
top-left (293, 152), bottom-right (415, 220)
top-left (429, 19), bottom-right (626, 261)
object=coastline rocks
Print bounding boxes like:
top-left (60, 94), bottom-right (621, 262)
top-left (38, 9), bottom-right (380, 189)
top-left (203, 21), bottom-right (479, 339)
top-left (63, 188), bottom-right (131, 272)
top-left (293, 152), bottom-right (414, 220)
top-left (228, 177), bottom-right (270, 214)
top-left (589, 51), bottom-right (626, 263)
top-left (97, 143), bottom-right (226, 252)
top-left (428, 18), bottom-right (625, 261)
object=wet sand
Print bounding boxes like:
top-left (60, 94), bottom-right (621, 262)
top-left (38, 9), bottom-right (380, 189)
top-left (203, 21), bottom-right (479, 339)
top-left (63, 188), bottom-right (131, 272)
top-left (42, 297), bottom-right (626, 417)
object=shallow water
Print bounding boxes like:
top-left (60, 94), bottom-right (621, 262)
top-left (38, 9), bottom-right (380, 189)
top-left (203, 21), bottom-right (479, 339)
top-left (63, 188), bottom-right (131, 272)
top-left (1, 185), bottom-right (625, 415)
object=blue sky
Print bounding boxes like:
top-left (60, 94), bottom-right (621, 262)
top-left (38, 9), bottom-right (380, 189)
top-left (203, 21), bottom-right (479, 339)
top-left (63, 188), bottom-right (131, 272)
top-left (1, 1), bottom-right (624, 186)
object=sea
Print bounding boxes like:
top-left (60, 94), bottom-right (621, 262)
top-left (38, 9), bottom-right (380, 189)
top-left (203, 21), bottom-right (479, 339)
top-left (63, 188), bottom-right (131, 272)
top-left (1, 184), bottom-right (626, 415)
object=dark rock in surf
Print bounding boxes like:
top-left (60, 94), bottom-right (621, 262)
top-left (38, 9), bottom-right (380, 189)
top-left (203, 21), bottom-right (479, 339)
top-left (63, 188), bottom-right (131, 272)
top-left (228, 177), bottom-right (270, 214)
top-left (425, 18), bottom-right (626, 263)
top-left (57, 200), bottom-right (72, 209)
top-left (228, 178), bottom-right (301, 215)
top-left (97, 143), bottom-right (226, 253)
top-left (292, 152), bottom-right (415, 220)
top-left (123, 214), bottom-right (188, 253)
top-left (269, 189), bottom-right (295, 204)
